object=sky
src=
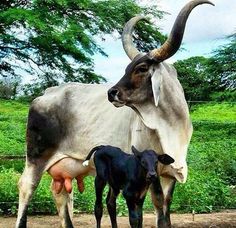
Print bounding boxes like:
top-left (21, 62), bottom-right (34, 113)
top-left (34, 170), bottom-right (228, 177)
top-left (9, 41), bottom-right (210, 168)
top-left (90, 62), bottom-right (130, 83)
top-left (94, 0), bottom-right (236, 83)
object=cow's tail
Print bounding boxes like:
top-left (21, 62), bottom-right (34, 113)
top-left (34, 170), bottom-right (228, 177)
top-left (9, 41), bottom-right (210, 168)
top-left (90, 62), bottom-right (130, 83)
top-left (82, 145), bottom-right (105, 167)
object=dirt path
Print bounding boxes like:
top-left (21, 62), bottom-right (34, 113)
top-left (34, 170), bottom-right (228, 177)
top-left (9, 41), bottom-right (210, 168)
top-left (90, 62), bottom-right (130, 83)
top-left (1, 211), bottom-right (236, 228)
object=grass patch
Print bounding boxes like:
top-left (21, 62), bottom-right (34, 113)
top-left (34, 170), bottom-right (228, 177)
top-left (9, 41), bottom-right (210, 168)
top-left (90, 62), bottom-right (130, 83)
top-left (190, 102), bottom-right (236, 122)
top-left (0, 99), bottom-right (28, 155)
top-left (0, 100), bottom-right (235, 214)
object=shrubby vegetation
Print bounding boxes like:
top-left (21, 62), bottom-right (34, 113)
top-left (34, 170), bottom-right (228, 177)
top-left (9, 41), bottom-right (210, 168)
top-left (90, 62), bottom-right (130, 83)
top-left (0, 99), bottom-right (28, 155)
top-left (0, 100), bottom-right (235, 215)
top-left (174, 34), bottom-right (235, 102)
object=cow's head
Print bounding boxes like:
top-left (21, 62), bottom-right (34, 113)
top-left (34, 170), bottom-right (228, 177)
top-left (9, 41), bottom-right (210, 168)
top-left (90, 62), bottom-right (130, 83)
top-left (131, 146), bottom-right (174, 182)
top-left (108, 0), bottom-right (214, 108)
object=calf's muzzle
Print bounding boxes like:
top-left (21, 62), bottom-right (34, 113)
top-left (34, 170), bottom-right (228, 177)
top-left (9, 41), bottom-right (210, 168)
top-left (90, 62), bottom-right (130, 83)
top-left (147, 171), bottom-right (158, 182)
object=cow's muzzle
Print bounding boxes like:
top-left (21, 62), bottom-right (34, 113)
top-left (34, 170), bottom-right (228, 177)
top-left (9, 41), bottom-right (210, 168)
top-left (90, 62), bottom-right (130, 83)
top-left (107, 88), bottom-right (125, 107)
top-left (108, 88), bottom-right (119, 102)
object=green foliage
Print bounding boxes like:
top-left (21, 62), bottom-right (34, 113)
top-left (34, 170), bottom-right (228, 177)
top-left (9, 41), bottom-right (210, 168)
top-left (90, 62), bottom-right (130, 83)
top-left (0, 169), bottom-right (56, 215)
top-left (73, 177), bottom-right (95, 213)
top-left (0, 159), bottom-right (24, 173)
top-left (0, 101), bottom-right (235, 215)
top-left (0, 168), bottom-right (19, 215)
top-left (173, 169), bottom-right (234, 213)
top-left (0, 99), bottom-right (28, 155)
top-left (174, 35), bottom-right (236, 101)
top-left (0, 80), bottom-right (18, 100)
top-left (190, 103), bottom-right (236, 122)
top-left (173, 56), bottom-right (220, 101)
top-left (210, 91), bottom-right (236, 102)
top-left (209, 34), bottom-right (236, 90)
top-left (0, 0), bottom-right (165, 97)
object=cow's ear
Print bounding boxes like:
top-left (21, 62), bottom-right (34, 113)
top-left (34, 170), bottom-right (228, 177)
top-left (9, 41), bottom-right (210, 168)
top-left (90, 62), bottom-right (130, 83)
top-left (158, 154), bottom-right (175, 165)
top-left (131, 146), bottom-right (141, 157)
top-left (151, 64), bottom-right (164, 107)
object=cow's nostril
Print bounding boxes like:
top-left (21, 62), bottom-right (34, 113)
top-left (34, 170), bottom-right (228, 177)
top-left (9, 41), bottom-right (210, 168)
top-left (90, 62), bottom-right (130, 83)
top-left (108, 88), bottom-right (119, 102)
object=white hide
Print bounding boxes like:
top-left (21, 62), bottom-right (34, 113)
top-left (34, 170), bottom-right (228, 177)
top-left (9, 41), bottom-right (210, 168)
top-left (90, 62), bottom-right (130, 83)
top-left (31, 62), bottom-right (192, 183)
top-left (133, 63), bottom-right (193, 182)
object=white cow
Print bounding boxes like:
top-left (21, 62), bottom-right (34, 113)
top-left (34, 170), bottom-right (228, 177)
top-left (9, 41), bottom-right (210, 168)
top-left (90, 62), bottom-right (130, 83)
top-left (16, 1), bottom-right (214, 227)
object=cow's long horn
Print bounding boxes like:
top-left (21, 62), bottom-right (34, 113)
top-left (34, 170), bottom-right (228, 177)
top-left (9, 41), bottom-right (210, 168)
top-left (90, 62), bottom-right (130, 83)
top-left (150, 0), bottom-right (214, 61)
top-left (122, 0), bottom-right (214, 61)
top-left (122, 16), bottom-right (148, 60)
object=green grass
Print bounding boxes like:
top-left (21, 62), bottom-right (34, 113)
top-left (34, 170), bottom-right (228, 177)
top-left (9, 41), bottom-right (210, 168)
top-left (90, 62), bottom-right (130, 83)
top-left (0, 99), bottom-right (28, 155)
top-left (190, 102), bottom-right (236, 122)
top-left (0, 100), bottom-right (235, 215)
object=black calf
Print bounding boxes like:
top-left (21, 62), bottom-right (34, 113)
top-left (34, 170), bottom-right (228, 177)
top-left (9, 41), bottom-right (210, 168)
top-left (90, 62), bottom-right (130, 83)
top-left (83, 145), bottom-right (174, 228)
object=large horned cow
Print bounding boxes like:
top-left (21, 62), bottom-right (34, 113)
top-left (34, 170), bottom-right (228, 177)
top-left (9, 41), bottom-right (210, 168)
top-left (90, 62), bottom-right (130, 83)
top-left (16, 1), bottom-right (214, 227)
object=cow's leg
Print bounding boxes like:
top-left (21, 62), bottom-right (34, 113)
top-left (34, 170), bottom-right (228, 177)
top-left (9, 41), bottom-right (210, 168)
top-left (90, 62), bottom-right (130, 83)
top-left (150, 177), bottom-right (176, 228)
top-left (94, 176), bottom-right (106, 228)
top-left (16, 161), bottom-right (44, 228)
top-left (106, 187), bottom-right (119, 228)
top-left (52, 183), bottom-right (74, 228)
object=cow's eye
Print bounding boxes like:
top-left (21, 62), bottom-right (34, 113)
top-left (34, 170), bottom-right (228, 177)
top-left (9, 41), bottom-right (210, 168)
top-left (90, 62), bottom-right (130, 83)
top-left (136, 67), bottom-right (148, 74)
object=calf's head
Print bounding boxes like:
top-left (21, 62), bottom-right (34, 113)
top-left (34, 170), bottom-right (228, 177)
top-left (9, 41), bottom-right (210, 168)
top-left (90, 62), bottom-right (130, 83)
top-left (131, 146), bottom-right (174, 182)
top-left (108, 1), bottom-right (214, 108)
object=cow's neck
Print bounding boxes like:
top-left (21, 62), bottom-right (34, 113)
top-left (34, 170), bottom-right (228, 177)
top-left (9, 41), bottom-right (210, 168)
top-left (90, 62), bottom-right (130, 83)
top-left (131, 101), bottom-right (161, 131)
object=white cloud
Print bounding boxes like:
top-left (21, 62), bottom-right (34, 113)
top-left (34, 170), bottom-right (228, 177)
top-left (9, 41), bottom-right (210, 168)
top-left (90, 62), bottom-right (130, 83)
top-left (158, 0), bottom-right (236, 42)
top-left (94, 0), bottom-right (236, 83)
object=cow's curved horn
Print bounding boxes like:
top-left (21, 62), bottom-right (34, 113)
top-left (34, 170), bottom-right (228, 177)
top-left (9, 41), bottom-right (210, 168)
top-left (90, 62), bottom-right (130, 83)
top-left (122, 0), bottom-right (214, 61)
top-left (122, 16), bottom-right (148, 60)
top-left (150, 0), bottom-right (214, 61)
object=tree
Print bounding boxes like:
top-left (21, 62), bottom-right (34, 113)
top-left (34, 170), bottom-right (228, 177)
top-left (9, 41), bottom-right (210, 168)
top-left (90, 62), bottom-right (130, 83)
top-left (0, 75), bottom-right (21, 99)
top-left (174, 34), bottom-right (236, 101)
top-left (0, 0), bottom-right (165, 93)
top-left (173, 56), bottom-right (220, 101)
top-left (209, 34), bottom-right (236, 90)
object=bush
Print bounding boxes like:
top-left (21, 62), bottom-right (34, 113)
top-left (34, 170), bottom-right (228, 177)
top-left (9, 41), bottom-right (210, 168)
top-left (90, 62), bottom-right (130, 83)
top-left (0, 168), bottom-right (19, 215)
top-left (173, 169), bottom-right (234, 213)
top-left (210, 91), bottom-right (236, 102)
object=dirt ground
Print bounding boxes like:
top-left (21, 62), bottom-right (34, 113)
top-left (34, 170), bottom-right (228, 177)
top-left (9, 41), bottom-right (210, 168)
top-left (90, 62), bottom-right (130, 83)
top-left (1, 210), bottom-right (236, 228)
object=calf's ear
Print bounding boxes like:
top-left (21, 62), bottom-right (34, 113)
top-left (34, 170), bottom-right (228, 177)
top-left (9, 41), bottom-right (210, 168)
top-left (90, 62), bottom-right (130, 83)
top-left (158, 154), bottom-right (175, 165)
top-left (131, 146), bottom-right (141, 157)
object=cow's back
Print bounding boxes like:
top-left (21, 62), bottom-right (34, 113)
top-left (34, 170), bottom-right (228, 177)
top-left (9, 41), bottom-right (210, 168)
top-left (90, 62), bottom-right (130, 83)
top-left (27, 83), bottom-right (137, 170)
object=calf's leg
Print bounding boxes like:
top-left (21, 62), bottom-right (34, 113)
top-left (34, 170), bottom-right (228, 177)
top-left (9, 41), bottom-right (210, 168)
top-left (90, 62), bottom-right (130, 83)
top-left (106, 187), bottom-right (119, 228)
top-left (123, 187), bottom-right (139, 228)
top-left (136, 196), bottom-right (145, 228)
top-left (150, 177), bottom-right (176, 228)
top-left (94, 176), bottom-right (106, 228)
top-left (126, 198), bottom-right (139, 228)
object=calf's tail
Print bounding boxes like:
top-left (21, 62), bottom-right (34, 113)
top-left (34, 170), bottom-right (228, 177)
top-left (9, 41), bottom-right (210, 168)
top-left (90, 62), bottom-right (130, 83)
top-left (82, 145), bottom-right (105, 167)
